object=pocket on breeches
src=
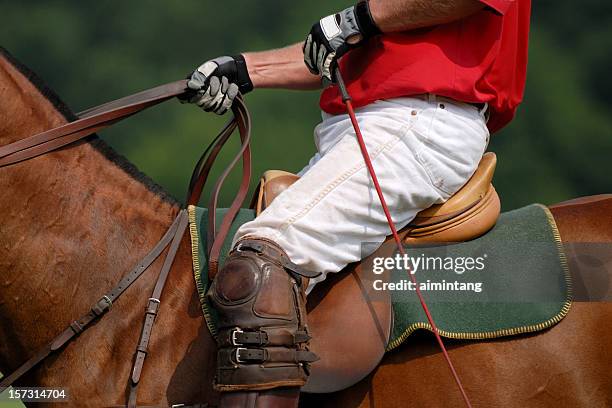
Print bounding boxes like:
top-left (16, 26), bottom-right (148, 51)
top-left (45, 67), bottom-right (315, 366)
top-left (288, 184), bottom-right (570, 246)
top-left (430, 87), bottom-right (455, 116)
top-left (409, 102), bottom-right (488, 198)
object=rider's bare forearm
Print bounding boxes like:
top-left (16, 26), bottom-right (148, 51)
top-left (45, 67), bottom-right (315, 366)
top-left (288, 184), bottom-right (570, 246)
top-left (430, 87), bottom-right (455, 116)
top-left (369, 0), bottom-right (484, 32)
top-left (243, 1), bottom-right (484, 90)
top-left (243, 43), bottom-right (321, 90)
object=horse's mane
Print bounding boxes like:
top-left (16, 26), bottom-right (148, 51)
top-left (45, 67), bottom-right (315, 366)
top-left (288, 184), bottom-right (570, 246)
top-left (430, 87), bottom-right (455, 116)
top-left (0, 46), bottom-right (180, 207)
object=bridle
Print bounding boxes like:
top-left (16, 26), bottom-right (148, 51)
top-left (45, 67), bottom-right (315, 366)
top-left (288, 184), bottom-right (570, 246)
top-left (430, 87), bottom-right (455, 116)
top-left (0, 79), bottom-right (251, 407)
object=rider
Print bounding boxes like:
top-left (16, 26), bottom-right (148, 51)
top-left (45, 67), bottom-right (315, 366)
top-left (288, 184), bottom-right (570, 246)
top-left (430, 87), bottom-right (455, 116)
top-left (184, 0), bottom-right (530, 406)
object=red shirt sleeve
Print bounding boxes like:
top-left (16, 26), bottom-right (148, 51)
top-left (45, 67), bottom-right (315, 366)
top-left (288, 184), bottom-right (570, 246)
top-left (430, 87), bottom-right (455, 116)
top-left (478, 0), bottom-right (513, 15)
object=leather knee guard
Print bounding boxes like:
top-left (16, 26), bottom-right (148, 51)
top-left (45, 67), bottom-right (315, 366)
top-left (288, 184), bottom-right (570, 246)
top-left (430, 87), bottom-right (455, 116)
top-left (208, 238), bottom-right (320, 392)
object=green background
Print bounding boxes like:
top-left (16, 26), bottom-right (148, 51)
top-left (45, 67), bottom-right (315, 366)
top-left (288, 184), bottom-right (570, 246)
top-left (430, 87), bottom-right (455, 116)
top-left (2, 0), bottom-right (611, 210)
top-left (1, 1), bottom-right (611, 405)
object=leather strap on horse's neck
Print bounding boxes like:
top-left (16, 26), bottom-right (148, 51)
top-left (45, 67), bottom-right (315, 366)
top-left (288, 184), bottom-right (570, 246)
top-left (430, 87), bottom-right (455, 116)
top-left (0, 209), bottom-right (185, 392)
top-left (0, 80), bottom-right (187, 167)
top-left (127, 210), bottom-right (190, 408)
top-left (0, 80), bottom-right (254, 408)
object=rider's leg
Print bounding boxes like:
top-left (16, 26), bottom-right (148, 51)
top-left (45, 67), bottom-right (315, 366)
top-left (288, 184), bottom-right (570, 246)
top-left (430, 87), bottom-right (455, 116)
top-left (236, 95), bottom-right (489, 291)
top-left (209, 95), bottom-right (489, 407)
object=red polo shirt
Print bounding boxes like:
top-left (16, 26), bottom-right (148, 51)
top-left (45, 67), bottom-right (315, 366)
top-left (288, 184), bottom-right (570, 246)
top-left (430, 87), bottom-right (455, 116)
top-left (319, 0), bottom-right (531, 133)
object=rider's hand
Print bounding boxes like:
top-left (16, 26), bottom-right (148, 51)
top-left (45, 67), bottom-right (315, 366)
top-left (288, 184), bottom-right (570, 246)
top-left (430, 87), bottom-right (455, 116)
top-left (182, 55), bottom-right (253, 115)
top-left (303, 1), bottom-right (381, 83)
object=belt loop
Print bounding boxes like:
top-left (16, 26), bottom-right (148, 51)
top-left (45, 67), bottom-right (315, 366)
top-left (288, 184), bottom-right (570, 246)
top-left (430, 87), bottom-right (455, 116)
top-left (480, 103), bottom-right (490, 123)
top-left (427, 93), bottom-right (436, 105)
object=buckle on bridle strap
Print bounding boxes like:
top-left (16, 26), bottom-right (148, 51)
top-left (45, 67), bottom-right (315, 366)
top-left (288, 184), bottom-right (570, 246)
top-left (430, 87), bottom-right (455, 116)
top-left (145, 297), bottom-right (160, 316)
top-left (91, 295), bottom-right (113, 316)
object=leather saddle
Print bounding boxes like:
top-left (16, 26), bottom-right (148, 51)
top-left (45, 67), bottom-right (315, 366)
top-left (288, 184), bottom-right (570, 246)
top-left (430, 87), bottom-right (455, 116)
top-left (251, 152), bottom-right (500, 393)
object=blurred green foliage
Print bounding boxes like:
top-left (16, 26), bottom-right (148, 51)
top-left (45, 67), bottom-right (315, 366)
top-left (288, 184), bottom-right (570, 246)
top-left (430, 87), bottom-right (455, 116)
top-left (1, 0), bottom-right (611, 212)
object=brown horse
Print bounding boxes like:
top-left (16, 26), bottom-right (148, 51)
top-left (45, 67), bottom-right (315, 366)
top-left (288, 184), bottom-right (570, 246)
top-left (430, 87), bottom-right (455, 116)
top-left (1, 49), bottom-right (611, 407)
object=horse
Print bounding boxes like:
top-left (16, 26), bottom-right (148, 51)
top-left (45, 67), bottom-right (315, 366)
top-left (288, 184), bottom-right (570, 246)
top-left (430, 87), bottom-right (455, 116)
top-left (1, 48), bottom-right (611, 407)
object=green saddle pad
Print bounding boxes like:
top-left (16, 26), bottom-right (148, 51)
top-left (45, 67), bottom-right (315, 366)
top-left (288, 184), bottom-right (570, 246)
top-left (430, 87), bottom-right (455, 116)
top-left (188, 204), bottom-right (572, 349)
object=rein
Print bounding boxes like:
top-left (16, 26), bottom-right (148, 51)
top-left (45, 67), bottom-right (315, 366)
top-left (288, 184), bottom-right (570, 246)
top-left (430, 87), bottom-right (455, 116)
top-left (0, 80), bottom-right (252, 407)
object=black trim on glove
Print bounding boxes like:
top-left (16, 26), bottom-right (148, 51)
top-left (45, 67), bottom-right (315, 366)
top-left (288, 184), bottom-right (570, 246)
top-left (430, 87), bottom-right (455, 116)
top-left (303, 0), bottom-right (382, 83)
top-left (355, 0), bottom-right (382, 38)
top-left (232, 54), bottom-right (254, 94)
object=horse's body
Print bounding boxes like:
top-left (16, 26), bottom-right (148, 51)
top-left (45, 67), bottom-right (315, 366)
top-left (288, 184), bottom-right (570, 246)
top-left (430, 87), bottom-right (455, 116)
top-left (1, 49), bottom-right (611, 407)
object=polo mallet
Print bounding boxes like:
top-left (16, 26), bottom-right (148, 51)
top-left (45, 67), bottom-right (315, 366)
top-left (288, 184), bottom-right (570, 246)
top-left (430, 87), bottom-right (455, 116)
top-left (334, 67), bottom-right (473, 408)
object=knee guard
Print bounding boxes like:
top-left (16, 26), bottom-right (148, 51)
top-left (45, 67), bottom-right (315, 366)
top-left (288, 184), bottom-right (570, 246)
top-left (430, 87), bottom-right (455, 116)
top-left (208, 238), bottom-right (320, 391)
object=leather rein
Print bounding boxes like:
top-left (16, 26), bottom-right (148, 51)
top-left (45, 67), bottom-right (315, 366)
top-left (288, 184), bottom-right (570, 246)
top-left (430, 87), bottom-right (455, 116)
top-left (0, 79), bottom-right (252, 407)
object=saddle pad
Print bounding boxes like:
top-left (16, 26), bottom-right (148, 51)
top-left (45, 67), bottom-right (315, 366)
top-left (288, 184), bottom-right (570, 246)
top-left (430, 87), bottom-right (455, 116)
top-left (386, 204), bottom-right (571, 350)
top-left (188, 204), bottom-right (572, 348)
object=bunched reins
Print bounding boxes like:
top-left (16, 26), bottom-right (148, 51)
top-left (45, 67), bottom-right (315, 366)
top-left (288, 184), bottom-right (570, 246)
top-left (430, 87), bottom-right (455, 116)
top-left (0, 80), bottom-right (252, 407)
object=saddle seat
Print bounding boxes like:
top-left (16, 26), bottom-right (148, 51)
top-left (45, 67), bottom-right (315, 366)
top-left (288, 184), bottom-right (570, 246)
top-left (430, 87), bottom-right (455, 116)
top-left (250, 152), bottom-right (501, 393)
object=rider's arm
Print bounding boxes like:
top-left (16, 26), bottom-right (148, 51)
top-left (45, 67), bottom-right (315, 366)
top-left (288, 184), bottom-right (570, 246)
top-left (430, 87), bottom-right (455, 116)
top-left (247, 0), bottom-right (489, 89)
top-left (368, 0), bottom-right (487, 32)
top-left (243, 43), bottom-right (321, 90)
top-left (185, 0), bottom-right (497, 110)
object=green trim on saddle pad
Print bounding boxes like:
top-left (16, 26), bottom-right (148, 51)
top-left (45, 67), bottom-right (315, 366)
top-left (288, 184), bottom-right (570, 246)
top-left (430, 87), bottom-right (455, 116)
top-left (188, 206), bottom-right (256, 338)
top-left (188, 204), bottom-right (572, 348)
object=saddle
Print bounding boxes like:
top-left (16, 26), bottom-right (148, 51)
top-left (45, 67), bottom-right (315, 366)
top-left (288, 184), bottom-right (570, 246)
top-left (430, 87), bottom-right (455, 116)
top-left (251, 152), bottom-right (501, 393)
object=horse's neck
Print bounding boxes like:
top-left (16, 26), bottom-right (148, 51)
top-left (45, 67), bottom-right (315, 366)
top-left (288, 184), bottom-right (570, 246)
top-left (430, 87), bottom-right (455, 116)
top-left (0, 55), bottom-right (184, 374)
